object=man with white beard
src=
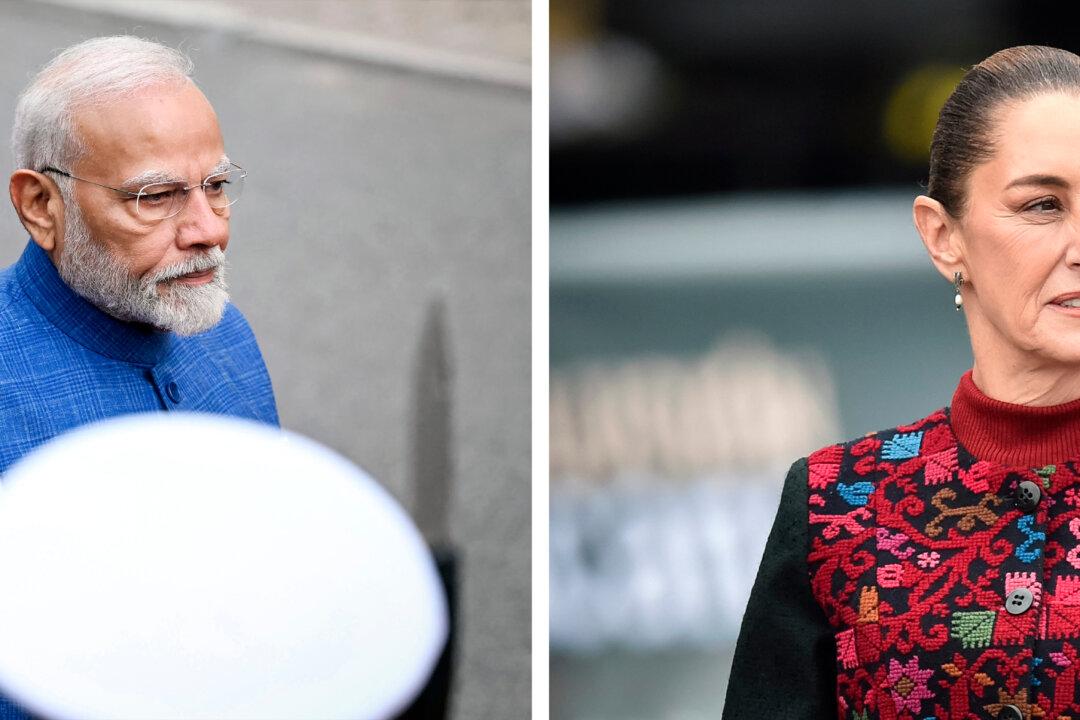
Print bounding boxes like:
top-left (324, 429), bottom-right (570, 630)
top-left (1, 36), bottom-right (278, 478)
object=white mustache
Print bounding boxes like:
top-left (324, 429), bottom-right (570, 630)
top-left (145, 248), bottom-right (226, 284)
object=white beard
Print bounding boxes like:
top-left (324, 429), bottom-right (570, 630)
top-left (56, 201), bottom-right (229, 336)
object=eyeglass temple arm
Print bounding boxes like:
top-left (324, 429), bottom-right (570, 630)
top-left (39, 166), bottom-right (71, 179)
top-left (37, 166), bottom-right (146, 198)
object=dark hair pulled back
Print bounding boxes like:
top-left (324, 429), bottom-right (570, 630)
top-left (929, 45), bottom-right (1080, 217)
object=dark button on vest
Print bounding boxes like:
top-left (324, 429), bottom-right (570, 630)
top-left (1016, 479), bottom-right (1041, 511)
top-left (1005, 587), bottom-right (1034, 615)
top-left (999, 704), bottom-right (1023, 720)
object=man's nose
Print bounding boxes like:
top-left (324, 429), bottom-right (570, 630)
top-left (174, 186), bottom-right (229, 250)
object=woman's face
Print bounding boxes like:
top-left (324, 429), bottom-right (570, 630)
top-left (959, 91), bottom-right (1080, 366)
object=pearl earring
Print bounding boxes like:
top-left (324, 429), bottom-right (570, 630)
top-left (953, 271), bottom-right (964, 311)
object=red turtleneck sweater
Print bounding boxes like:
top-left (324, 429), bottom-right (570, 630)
top-left (950, 369), bottom-right (1080, 467)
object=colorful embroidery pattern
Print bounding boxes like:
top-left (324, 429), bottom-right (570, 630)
top-left (807, 409), bottom-right (1080, 719)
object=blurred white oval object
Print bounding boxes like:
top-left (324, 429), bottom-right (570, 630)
top-left (0, 413), bottom-right (447, 720)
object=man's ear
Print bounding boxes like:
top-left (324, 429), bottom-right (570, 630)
top-left (9, 170), bottom-right (65, 258)
top-left (913, 194), bottom-right (964, 282)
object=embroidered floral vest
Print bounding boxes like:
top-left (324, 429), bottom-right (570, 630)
top-left (808, 406), bottom-right (1080, 720)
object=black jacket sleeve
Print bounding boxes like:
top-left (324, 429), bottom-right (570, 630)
top-left (721, 457), bottom-right (837, 719)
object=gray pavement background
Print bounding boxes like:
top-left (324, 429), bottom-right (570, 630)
top-left (0, 2), bottom-right (531, 718)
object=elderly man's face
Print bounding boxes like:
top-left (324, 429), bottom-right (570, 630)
top-left (59, 81), bottom-right (231, 333)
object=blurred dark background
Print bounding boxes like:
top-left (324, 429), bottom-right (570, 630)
top-left (551, 0), bottom-right (1080, 205)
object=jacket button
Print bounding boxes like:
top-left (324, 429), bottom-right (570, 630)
top-left (1005, 588), bottom-right (1034, 615)
top-left (1016, 480), bottom-right (1041, 511)
top-left (1000, 704), bottom-right (1024, 720)
top-left (165, 382), bottom-right (181, 404)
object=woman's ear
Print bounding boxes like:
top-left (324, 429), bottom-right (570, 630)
top-left (913, 194), bottom-right (964, 282)
top-left (9, 170), bottom-right (65, 256)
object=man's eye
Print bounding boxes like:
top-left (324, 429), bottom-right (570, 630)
top-left (204, 180), bottom-right (228, 195)
top-left (139, 189), bottom-right (178, 205)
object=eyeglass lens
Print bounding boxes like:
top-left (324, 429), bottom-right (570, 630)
top-left (135, 168), bottom-right (245, 220)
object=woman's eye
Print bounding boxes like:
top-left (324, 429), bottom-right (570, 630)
top-left (1025, 197), bottom-right (1062, 213)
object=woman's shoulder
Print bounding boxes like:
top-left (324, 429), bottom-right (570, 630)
top-left (799, 405), bottom-right (955, 489)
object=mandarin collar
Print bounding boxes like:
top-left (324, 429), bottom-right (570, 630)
top-left (14, 240), bottom-right (170, 366)
top-left (949, 368), bottom-right (1080, 467)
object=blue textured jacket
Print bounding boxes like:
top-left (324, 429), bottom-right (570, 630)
top-left (0, 240), bottom-right (278, 718)
top-left (0, 241), bottom-right (278, 476)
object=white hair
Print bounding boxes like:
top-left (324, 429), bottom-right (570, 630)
top-left (11, 36), bottom-right (194, 181)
